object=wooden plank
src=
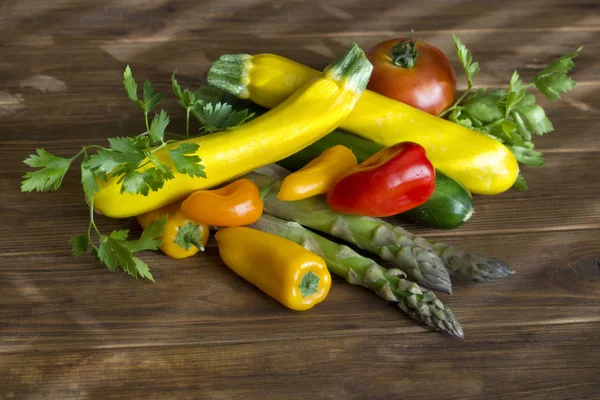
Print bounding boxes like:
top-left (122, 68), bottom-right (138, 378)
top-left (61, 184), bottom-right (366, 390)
top-left (1, 322), bottom-right (599, 400)
top-left (0, 28), bottom-right (596, 90)
top-left (2, 226), bottom-right (598, 350)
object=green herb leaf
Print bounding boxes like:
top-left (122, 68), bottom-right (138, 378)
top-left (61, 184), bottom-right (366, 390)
top-left (149, 110), bottom-right (170, 143)
top-left (462, 90), bottom-right (504, 123)
top-left (124, 66), bottom-right (163, 116)
top-left (142, 80), bottom-right (164, 115)
top-left (127, 214), bottom-right (168, 252)
top-left (299, 270), bottom-right (320, 297)
top-left (118, 167), bottom-right (171, 196)
top-left (515, 104), bottom-right (553, 136)
top-left (448, 42), bottom-right (581, 189)
top-left (96, 230), bottom-right (155, 281)
top-left (505, 71), bottom-right (527, 117)
top-left (194, 102), bottom-right (254, 133)
top-left (85, 137), bottom-right (146, 175)
top-left (123, 65), bottom-right (139, 104)
top-left (174, 221), bottom-right (204, 251)
top-left (171, 73), bottom-right (197, 110)
top-left (168, 142), bottom-right (206, 178)
top-left (69, 234), bottom-right (89, 257)
top-left (533, 46), bottom-right (582, 101)
top-left (452, 34), bottom-right (480, 90)
top-left (81, 161), bottom-right (99, 201)
top-left (507, 145), bottom-right (545, 167)
top-left (512, 173), bottom-right (529, 191)
top-left (21, 149), bottom-right (75, 192)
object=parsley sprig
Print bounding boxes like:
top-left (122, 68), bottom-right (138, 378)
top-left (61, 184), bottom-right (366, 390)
top-left (21, 66), bottom-right (253, 279)
top-left (444, 35), bottom-right (582, 190)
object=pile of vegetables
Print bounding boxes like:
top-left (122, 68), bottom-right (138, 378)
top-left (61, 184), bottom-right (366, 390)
top-left (21, 34), bottom-right (581, 338)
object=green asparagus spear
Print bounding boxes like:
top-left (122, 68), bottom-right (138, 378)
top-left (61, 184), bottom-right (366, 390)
top-left (250, 215), bottom-right (464, 338)
top-left (247, 172), bottom-right (453, 293)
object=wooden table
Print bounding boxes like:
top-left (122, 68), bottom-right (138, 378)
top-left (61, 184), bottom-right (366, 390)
top-left (2, 0), bottom-right (599, 398)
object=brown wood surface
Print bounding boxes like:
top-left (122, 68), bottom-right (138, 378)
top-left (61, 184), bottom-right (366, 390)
top-left (1, 0), bottom-right (599, 399)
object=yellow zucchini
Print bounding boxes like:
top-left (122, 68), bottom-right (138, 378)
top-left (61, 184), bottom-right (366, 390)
top-left (208, 53), bottom-right (519, 195)
top-left (94, 44), bottom-right (372, 218)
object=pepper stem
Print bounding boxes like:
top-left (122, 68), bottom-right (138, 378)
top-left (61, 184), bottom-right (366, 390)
top-left (299, 271), bottom-right (320, 297)
top-left (391, 30), bottom-right (419, 68)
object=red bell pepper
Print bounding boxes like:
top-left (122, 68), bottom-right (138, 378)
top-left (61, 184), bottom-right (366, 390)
top-left (326, 142), bottom-right (435, 217)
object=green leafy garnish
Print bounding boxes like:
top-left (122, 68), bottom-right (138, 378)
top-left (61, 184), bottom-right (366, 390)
top-left (451, 34), bottom-right (479, 93)
top-left (174, 221), bottom-right (205, 251)
top-left (444, 36), bottom-right (581, 189)
top-left (168, 143), bottom-right (206, 178)
top-left (21, 149), bottom-right (77, 192)
top-left (20, 66), bottom-right (254, 280)
top-left (533, 47), bottom-right (582, 101)
top-left (194, 102), bottom-right (253, 133)
top-left (172, 75), bottom-right (253, 134)
top-left (124, 65), bottom-right (164, 131)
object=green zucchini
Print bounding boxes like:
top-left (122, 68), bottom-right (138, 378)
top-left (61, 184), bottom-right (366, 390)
top-left (278, 129), bottom-right (474, 230)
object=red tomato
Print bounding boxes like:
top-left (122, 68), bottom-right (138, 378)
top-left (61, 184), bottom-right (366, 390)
top-left (366, 37), bottom-right (457, 116)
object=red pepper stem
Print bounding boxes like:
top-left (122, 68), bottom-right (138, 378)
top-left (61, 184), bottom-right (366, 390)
top-left (391, 30), bottom-right (419, 68)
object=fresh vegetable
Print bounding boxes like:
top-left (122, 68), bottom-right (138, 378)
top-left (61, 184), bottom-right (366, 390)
top-left (278, 145), bottom-right (357, 201)
top-left (215, 226), bottom-right (331, 311)
top-left (92, 44), bottom-right (372, 218)
top-left (251, 215), bottom-right (463, 337)
top-left (248, 172), bottom-right (451, 293)
top-left (279, 129), bottom-right (384, 168)
top-left (20, 66), bottom-right (255, 278)
top-left (445, 36), bottom-right (582, 189)
top-left (402, 172), bottom-right (473, 230)
top-left (366, 34), bottom-right (457, 115)
top-left (137, 202), bottom-right (209, 259)
top-left (249, 172), bottom-right (514, 286)
top-left (327, 142), bottom-right (436, 217)
top-left (279, 130), bottom-right (474, 229)
top-left (181, 179), bottom-right (263, 226)
top-left (208, 52), bottom-right (518, 195)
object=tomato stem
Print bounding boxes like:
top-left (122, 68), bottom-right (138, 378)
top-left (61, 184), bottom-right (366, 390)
top-left (391, 30), bottom-right (419, 68)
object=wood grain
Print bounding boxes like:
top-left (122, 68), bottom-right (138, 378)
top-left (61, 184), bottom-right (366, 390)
top-left (1, 0), bottom-right (599, 399)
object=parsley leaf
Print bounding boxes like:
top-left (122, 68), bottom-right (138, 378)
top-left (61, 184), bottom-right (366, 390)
top-left (149, 109), bottom-right (170, 144)
top-left (123, 66), bottom-right (139, 103)
top-left (172, 75), bottom-right (231, 137)
top-left (94, 219), bottom-right (166, 282)
top-left (142, 80), bottom-right (164, 114)
top-left (452, 34), bottom-right (479, 91)
top-left (85, 137), bottom-right (146, 175)
top-left (126, 215), bottom-right (168, 252)
top-left (118, 167), bottom-right (172, 196)
top-left (174, 221), bottom-right (205, 251)
top-left (194, 102), bottom-right (253, 133)
top-left (512, 174), bottom-right (529, 191)
top-left (447, 36), bottom-right (581, 189)
top-left (124, 66), bottom-right (164, 130)
top-left (168, 143), bottom-right (206, 178)
top-left (21, 149), bottom-right (76, 192)
top-left (533, 46), bottom-right (582, 101)
top-left (69, 234), bottom-right (89, 257)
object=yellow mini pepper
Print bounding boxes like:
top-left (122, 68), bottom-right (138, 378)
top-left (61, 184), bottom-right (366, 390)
top-left (137, 202), bottom-right (209, 259)
top-left (215, 227), bottom-right (331, 311)
top-left (278, 145), bottom-right (357, 201)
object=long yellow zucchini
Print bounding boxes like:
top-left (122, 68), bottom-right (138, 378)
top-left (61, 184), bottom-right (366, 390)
top-left (208, 53), bottom-right (519, 195)
top-left (94, 44), bottom-right (372, 218)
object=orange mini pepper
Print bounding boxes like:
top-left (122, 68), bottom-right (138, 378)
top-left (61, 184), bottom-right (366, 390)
top-left (137, 202), bottom-right (209, 259)
top-left (181, 179), bottom-right (263, 226)
top-left (278, 145), bottom-right (357, 201)
top-left (215, 227), bottom-right (331, 311)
